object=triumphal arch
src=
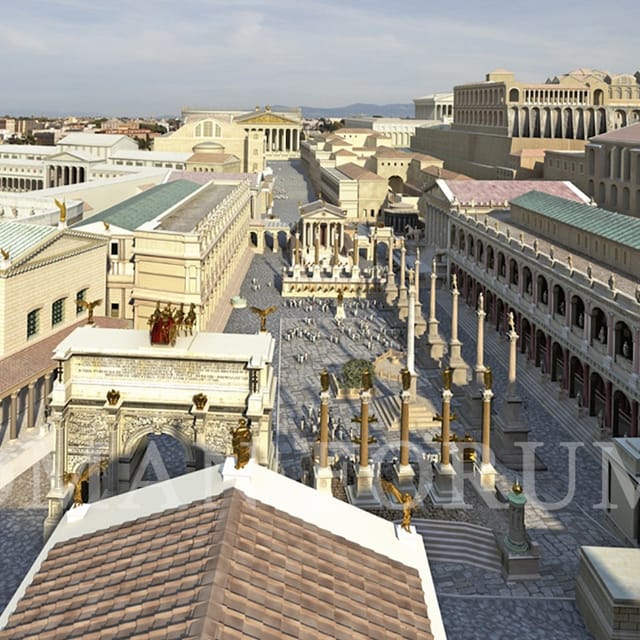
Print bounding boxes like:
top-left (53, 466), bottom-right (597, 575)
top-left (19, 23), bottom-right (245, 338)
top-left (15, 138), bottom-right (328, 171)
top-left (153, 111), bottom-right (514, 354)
top-left (43, 323), bottom-right (276, 537)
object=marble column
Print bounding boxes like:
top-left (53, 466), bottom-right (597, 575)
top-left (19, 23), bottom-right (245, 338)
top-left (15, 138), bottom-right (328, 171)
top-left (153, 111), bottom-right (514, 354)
top-left (460, 292), bottom-right (485, 427)
top-left (448, 274), bottom-right (468, 386)
top-left (493, 312), bottom-right (532, 469)
top-left (26, 383), bottom-right (35, 429)
top-left (347, 371), bottom-right (380, 506)
top-left (385, 239), bottom-right (398, 303)
top-left (414, 248), bottom-right (426, 337)
top-left (397, 243), bottom-right (409, 320)
top-left (407, 270), bottom-right (416, 376)
top-left (474, 369), bottom-right (496, 490)
top-left (314, 369), bottom-right (333, 495)
top-left (427, 258), bottom-right (445, 360)
top-left (395, 368), bottom-right (415, 489)
top-left (429, 368), bottom-right (463, 505)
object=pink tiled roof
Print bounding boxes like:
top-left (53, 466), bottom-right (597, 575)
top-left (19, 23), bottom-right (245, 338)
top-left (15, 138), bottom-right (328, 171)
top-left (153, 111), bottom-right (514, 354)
top-left (0, 488), bottom-right (433, 639)
top-left (441, 180), bottom-right (587, 205)
top-left (591, 122), bottom-right (640, 144)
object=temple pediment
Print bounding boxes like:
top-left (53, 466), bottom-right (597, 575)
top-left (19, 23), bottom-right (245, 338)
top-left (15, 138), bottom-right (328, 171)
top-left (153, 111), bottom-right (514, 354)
top-left (236, 110), bottom-right (299, 126)
top-left (299, 199), bottom-right (347, 221)
top-left (44, 151), bottom-right (98, 164)
top-left (7, 231), bottom-right (106, 272)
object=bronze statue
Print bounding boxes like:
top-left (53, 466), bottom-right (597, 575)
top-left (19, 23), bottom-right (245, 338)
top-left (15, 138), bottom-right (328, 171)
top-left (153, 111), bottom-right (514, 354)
top-left (148, 301), bottom-right (161, 327)
top-left (54, 198), bottom-right (67, 223)
top-left (0, 248), bottom-right (9, 260)
top-left (250, 305), bottom-right (276, 332)
top-left (483, 367), bottom-right (493, 390)
top-left (63, 458), bottom-right (109, 506)
top-left (77, 298), bottom-right (102, 324)
top-left (320, 368), bottom-right (330, 392)
top-left (184, 303), bottom-right (197, 336)
top-left (106, 389), bottom-right (120, 406)
top-left (381, 479), bottom-right (414, 532)
top-left (231, 418), bottom-right (252, 469)
top-left (361, 367), bottom-right (372, 391)
top-left (174, 303), bottom-right (185, 335)
top-left (401, 367), bottom-right (411, 391)
top-left (442, 367), bottom-right (452, 391)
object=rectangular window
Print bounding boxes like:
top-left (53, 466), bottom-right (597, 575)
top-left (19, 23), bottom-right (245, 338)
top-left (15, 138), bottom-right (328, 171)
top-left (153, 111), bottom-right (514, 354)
top-left (52, 298), bottom-right (65, 326)
top-left (110, 241), bottom-right (119, 256)
top-left (27, 308), bottom-right (40, 338)
top-left (110, 303), bottom-right (120, 318)
top-left (76, 289), bottom-right (87, 315)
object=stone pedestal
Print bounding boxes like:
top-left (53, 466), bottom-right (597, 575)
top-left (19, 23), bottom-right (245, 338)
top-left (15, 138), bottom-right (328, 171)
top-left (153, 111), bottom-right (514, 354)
top-left (448, 340), bottom-right (469, 386)
top-left (314, 464), bottom-right (333, 496)
top-left (496, 484), bottom-right (540, 579)
top-left (427, 320), bottom-right (445, 360)
top-left (428, 461), bottom-right (464, 506)
top-left (393, 463), bottom-right (415, 492)
top-left (397, 286), bottom-right (409, 321)
top-left (474, 461), bottom-right (496, 491)
top-left (346, 464), bottom-right (381, 507)
top-left (492, 398), bottom-right (538, 470)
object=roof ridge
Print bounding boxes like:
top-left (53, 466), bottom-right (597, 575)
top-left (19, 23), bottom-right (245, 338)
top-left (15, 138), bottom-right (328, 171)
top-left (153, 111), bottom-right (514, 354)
top-left (196, 488), bottom-right (246, 639)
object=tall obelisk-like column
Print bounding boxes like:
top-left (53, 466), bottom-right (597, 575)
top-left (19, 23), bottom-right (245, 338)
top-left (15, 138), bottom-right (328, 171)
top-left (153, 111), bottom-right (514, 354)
top-left (448, 274), bottom-right (469, 386)
top-left (313, 228), bottom-right (321, 278)
top-left (428, 368), bottom-right (463, 505)
top-left (427, 258), bottom-right (445, 360)
top-left (493, 312), bottom-right (531, 468)
top-left (385, 237), bottom-right (398, 303)
top-left (395, 368), bottom-right (415, 490)
top-left (398, 243), bottom-right (409, 320)
top-left (347, 369), bottom-right (380, 506)
top-left (474, 368), bottom-right (496, 490)
top-left (406, 269), bottom-right (418, 397)
top-left (460, 292), bottom-right (486, 428)
top-left (475, 292), bottom-right (486, 384)
top-left (351, 232), bottom-right (360, 280)
top-left (414, 248), bottom-right (427, 337)
top-left (314, 369), bottom-right (333, 495)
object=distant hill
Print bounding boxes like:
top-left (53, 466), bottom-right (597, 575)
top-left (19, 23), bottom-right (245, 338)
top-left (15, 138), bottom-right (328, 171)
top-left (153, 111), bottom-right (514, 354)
top-left (273, 103), bottom-right (415, 119)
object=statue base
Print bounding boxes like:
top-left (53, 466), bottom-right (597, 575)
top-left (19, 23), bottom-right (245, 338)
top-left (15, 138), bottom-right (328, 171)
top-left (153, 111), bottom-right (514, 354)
top-left (346, 464), bottom-right (381, 507)
top-left (473, 461), bottom-right (496, 491)
top-left (314, 464), bottom-right (333, 496)
top-left (495, 532), bottom-right (541, 580)
top-left (427, 462), bottom-right (465, 507)
top-left (393, 462), bottom-right (416, 493)
top-left (493, 406), bottom-right (546, 471)
top-left (458, 383), bottom-right (483, 429)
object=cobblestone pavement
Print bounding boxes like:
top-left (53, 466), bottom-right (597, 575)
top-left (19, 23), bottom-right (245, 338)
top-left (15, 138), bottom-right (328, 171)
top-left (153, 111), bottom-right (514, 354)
top-left (0, 160), bottom-right (629, 639)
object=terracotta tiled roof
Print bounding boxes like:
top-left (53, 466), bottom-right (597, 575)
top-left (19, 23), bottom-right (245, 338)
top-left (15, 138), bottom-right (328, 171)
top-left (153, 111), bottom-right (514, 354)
top-left (0, 317), bottom-right (129, 396)
top-left (337, 163), bottom-right (385, 181)
top-left (590, 122), bottom-right (640, 144)
top-left (0, 487), bottom-right (433, 639)
top-left (440, 179), bottom-right (588, 206)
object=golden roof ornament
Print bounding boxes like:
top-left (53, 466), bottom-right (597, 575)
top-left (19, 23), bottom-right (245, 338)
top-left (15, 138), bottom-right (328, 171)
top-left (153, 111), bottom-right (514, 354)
top-left (512, 477), bottom-right (523, 494)
top-left (320, 368), bottom-right (330, 392)
top-left (231, 418), bottom-right (252, 469)
top-left (54, 198), bottom-right (67, 223)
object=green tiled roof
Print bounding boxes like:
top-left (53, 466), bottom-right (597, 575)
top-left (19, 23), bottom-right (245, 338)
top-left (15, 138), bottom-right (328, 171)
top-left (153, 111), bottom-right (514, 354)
top-left (0, 220), bottom-right (57, 260)
top-left (511, 191), bottom-right (640, 250)
top-left (79, 179), bottom-right (201, 231)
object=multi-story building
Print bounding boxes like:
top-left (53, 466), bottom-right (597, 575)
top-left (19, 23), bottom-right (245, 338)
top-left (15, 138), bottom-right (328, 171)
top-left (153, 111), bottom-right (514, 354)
top-left (423, 178), bottom-right (640, 437)
top-left (0, 218), bottom-right (108, 444)
top-left (412, 92), bottom-right (454, 123)
top-left (412, 68), bottom-right (640, 179)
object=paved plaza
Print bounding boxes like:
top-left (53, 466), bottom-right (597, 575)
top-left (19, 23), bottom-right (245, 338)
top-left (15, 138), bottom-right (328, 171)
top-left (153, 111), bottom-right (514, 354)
top-left (0, 159), bottom-right (632, 639)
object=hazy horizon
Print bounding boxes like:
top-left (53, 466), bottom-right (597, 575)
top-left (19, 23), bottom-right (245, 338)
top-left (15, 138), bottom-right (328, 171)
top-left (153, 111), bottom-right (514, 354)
top-left (2, 0), bottom-right (638, 117)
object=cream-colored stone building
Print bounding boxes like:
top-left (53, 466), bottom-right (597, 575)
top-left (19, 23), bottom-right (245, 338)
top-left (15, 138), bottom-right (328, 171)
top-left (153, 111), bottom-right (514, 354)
top-left (75, 176), bottom-right (258, 331)
top-left (0, 218), bottom-right (107, 444)
top-left (413, 92), bottom-right (454, 122)
top-left (342, 117), bottom-right (437, 148)
top-left (412, 68), bottom-right (640, 179)
top-left (423, 177), bottom-right (640, 438)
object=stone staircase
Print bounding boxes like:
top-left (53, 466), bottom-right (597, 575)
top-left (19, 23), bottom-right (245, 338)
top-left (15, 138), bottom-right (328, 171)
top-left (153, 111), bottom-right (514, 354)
top-left (412, 518), bottom-right (503, 572)
top-left (373, 394), bottom-right (438, 430)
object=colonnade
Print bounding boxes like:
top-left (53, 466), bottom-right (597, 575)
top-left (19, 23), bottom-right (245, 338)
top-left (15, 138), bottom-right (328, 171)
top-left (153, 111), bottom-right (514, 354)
top-left (0, 371), bottom-right (53, 444)
top-left (245, 127), bottom-right (300, 154)
top-left (0, 177), bottom-right (44, 192)
top-left (46, 164), bottom-right (87, 188)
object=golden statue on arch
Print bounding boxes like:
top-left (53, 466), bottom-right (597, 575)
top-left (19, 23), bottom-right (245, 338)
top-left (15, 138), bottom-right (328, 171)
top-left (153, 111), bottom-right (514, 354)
top-left (63, 458), bottom-right (109, 506)
top-left (381, 479), bottom-right (415, 532)
top-left (230, 418), bottom-right (252, 469)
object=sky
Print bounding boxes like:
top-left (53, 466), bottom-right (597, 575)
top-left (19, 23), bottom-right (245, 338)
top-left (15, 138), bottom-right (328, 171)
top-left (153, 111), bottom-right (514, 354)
top-left (2, 0), bottom-right (639, 117)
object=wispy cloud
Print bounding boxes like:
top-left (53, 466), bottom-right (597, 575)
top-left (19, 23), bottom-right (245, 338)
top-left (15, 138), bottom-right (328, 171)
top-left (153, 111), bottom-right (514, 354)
top-left (0, 0), bottom-right (638, 115)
